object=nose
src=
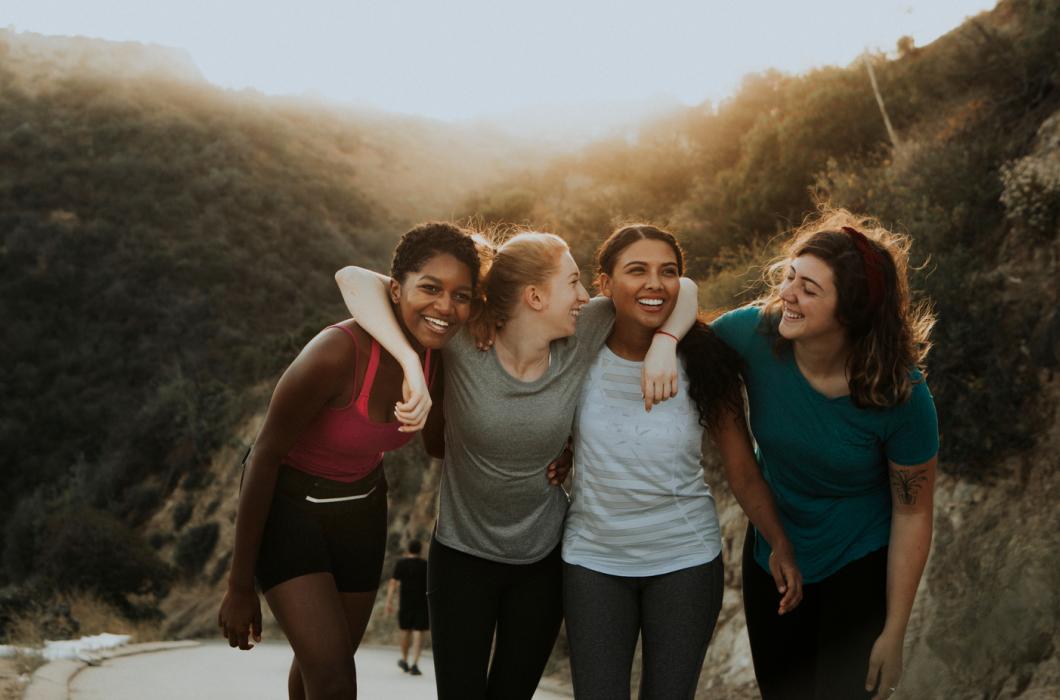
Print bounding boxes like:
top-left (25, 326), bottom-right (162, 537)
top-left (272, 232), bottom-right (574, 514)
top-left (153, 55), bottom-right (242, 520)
top-left (434, 293), bottom-right (454, 316)
top-left (645, 270), bottom-right (663, 290)
top-left (779, 281), bottom-right (796, 304)
top-left (577, 282), bottom-right (590, 303)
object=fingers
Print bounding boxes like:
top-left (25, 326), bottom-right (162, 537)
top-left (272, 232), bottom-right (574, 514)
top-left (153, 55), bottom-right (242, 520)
top-left (396, 376), bottom-right (431, 432)
top-left (865, 654), bottom-right (882, 696)
top-left (253, 607), bottom-right (262, 643)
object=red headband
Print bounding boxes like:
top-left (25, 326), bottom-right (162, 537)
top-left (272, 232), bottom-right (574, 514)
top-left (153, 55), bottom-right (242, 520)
top-left (841, 226), bottom-right (885, 312)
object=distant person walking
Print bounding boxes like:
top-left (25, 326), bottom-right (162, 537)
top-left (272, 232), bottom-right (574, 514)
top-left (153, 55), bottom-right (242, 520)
top-left (712, 207), bottom-right (938, 700)
top-left (385, 539), bottom-right (429, 676)
top-left (216, 223), bottom-right (481, 700)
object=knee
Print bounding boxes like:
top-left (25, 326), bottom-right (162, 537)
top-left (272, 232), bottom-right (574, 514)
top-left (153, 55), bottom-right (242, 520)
top-left (302, 662), bottom-right (357, 700)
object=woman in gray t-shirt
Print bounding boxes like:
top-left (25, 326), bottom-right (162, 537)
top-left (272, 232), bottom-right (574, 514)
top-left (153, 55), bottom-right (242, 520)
top-left (335, 229), bottom-right (696, 699)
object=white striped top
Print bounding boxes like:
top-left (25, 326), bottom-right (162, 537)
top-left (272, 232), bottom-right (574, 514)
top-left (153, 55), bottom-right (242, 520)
top-left (562, 345), bottom-right (722, 576)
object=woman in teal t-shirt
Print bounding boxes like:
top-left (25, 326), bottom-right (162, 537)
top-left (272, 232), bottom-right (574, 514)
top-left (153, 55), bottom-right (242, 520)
top-left (712, 207), bottom-right (938, 700)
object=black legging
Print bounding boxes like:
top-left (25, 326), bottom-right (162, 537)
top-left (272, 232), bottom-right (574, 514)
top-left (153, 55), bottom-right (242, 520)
top-left (563, 556), bottom-right (724, 700)
top-left (427, 538), bottom-right (564, 700)
top-left (742, 524), bottom-right (888, 700)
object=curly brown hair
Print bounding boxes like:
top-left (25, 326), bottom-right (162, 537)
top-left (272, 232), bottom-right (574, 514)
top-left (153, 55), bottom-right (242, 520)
top-left (756, 206), bottom-right (935, 409)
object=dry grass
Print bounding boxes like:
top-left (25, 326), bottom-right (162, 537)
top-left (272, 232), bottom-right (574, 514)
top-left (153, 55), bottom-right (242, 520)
top-left (5, 591), bottom-right (164, 648)
top-left (63, 592), bottom-right (165, 643)
top-left (11, 650), bottom-right (45, 677)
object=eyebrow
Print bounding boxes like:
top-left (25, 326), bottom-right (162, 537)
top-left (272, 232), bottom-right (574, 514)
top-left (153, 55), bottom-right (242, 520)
top-left (801, 275), bottom-right (823, 291)
top-left (623, 260), bottom-right (678, 268)
top-left (419, 275), bottom-right (471, 290)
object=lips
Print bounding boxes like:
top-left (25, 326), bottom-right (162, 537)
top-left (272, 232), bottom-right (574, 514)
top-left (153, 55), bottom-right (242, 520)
top-left (782, 306), bottom-right (804, 321)
top-left (636, 296), bottom-right (666, 312)
top-left (422, 315), bottom-right (452, 334)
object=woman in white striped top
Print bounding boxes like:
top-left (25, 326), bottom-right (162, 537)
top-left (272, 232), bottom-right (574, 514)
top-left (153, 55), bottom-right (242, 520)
top-left (562, 225), bottom-right (803, 699)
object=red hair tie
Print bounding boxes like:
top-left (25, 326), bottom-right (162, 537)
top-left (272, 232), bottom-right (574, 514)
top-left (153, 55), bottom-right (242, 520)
top-left (841, 226), bottom-right (884, 312)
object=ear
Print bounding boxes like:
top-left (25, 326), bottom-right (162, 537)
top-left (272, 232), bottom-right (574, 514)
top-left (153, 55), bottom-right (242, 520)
top-left (597, 273), bottom-right (613, 298)
top-left (523, 284), bottom-right (546, 311)
top-left (388, 278), bottom-right (402, 305)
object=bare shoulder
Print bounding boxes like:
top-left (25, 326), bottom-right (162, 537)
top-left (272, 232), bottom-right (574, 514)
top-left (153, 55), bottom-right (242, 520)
top-left (294, 322), bottom-right (363, 376)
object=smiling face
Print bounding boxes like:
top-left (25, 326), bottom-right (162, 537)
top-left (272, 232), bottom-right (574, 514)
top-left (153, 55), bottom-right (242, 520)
top-left (390, 252), bottom-right (474, 350)
top-left (777, 254), bottom-right (845, 342)
top-left (538, 250), bottom-right (590, 339)
top-left (599, 238), bottom-right (680, 332)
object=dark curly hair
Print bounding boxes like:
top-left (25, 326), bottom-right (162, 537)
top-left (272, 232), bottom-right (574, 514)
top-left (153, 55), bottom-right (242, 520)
top-left (595, 224), bottom-right (745, 430)
top-left (390, 222), bottom-right (482, 290)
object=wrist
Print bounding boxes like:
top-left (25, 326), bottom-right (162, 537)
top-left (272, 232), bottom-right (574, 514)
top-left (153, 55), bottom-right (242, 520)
top-left (397, 349), bottom-right (424, 374)
top-left (653, 329), bottom-right (679, 344)
top-left (227, 576), bottom-right (255, 594)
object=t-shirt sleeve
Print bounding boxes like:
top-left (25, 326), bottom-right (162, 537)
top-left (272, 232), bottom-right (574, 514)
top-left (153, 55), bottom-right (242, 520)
top-left (884, 375), bottom-right (940, 466)
top-left (710, 305), bottom-right (762, 360)
top-left (574, 296), bottom-right (615, 355)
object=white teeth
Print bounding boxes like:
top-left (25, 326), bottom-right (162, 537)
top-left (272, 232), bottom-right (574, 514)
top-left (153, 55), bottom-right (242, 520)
top-left (638, 298), bottom-right (664, 306)
top-left (783, 310), bottom-right (804, 320)
top-left (424, 316), bottom-right (449, 328)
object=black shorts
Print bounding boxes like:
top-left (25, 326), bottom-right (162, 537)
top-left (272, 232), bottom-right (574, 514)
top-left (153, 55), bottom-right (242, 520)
top-left (398, 605), bottom-right (430, 631)
top-left (254, 464), bottom-right (387, 594)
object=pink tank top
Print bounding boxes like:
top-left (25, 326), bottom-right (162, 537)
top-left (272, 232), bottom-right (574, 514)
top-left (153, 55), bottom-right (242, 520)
top-left (284, 325), bottom-right (433, 483)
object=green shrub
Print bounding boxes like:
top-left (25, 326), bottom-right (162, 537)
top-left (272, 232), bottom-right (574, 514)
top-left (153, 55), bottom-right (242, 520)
top-left (174, 522), bottom-right (219, 576)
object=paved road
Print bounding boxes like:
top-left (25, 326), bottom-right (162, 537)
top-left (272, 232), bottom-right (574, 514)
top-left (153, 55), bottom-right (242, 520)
top-left (69, 641), bottom-right (569, 699)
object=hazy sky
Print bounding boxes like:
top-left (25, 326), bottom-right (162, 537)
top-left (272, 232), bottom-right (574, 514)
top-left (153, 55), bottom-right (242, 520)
top-left (6, 0), bottom-right (997, 121)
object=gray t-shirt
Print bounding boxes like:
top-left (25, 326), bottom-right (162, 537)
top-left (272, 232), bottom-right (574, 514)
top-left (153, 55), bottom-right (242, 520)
top-left (435, 296), bottom-right (615, 564)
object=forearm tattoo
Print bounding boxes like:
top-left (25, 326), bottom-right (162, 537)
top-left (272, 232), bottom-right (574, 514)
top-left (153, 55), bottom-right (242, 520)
top-left (890, 468), bottom-right (928, 506)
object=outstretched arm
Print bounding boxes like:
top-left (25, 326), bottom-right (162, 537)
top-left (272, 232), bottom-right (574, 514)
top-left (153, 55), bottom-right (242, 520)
top-left (710, 406), bottom-right (802, 614)
top-left (865, 456), bottom-right (936, 699)
top-left (642, 277), bottom-right (698, 409)
top-left (335, 266), bottom-right (430, 431)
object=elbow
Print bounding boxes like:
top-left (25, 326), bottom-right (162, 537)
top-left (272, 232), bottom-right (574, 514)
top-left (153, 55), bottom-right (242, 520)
top-left (335, 266), bottom-right (356, 286)
top-left (679, 277), bottom-right (699, 299)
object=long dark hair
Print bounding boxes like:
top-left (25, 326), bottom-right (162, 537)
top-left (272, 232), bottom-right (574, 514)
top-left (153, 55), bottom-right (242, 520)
top-left (596, 224), bottom-right (745, 429)
top-left (756, 206), bottom-right (935, 408)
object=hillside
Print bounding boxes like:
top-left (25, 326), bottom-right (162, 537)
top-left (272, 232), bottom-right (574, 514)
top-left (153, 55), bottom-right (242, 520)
top-left (0, 28), bottom-right (543, 618)
top-left (2, 2), bottom-right (1058, 698)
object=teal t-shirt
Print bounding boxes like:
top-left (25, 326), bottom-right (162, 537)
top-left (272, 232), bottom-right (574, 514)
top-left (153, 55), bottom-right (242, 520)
top-left (712, 305), bottom-right (939, 583)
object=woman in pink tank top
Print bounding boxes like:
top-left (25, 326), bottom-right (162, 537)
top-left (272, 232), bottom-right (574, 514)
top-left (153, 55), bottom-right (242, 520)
top-left (217, 223), bottom-right (482, 700)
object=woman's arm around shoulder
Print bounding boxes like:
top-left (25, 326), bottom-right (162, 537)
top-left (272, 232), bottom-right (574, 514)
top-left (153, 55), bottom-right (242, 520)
top-left (217, 330), bottom-right (351, 650)
top-left (642, 277), bottom-right (698, 410)
top-left (335, 266), bottom-right (430, 431)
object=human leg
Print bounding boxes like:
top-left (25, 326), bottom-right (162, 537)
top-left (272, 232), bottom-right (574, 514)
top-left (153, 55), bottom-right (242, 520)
top-left (486, 546), bottom-right (565, 700)
top-left (562, 562), bottom-right (641, 700)
top-left (398, 629), bottom-right (410, 669)
top-left (428, 539), bottom-right (501, 699)
top-left (639, 555), bottom-right (724, 700)
top-left (411, 630), bottom-right (423, 666)
top-left (813, 547), bottom-right (888, 700)
top-left (742, 524), bottom-right (819, 700)
top-left (286, 657), bottom-right (306, 700)
top-left (264, 573), bottom-right (357, 700)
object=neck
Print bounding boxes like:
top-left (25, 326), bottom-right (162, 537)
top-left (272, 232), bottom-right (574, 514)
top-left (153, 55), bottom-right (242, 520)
top-left (494, 316), bottom-right (552, 379)
top-left (606, 318), bottom-right (655, 361)
top-left (792, 332), bottom-right (850, 379)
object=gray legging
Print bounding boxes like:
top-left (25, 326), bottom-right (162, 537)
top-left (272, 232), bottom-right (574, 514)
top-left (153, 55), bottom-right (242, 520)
top-left (563, 555), bottom-right (724, 700)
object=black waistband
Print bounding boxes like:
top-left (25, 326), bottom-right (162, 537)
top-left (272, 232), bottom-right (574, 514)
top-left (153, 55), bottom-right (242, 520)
top-left (275, 463), bottom-right (385, 499)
